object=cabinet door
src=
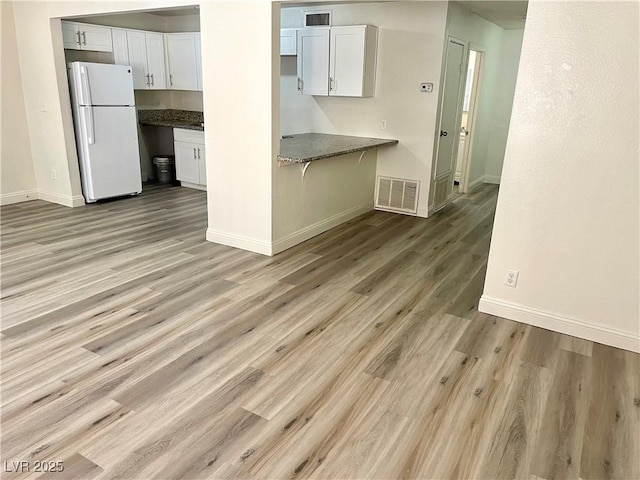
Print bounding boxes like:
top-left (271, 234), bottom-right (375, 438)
top-left (166, 33), bottom-right (198, 91)
top-left (329, 26), bottom-right (366, 97)
top-left (126, 30), bottom-right (149, 89)
top-left (197, 144), bottom-right (206, 186)
top-left (145, 32), bottom-right (167, 90)
top-left (297, 28), bottom-right (330, 96)
top-left (280, 28), bottom-right (297, 56)
top-left (175, 141), bottom-right (200, 184)
top-left (194, 34), bottom-right (203, 91)
top-left (80, 24), bottom-right (113, 52)
top-left (111, 28), bottom-right (129, 65)
top-left (62, 22), bottom-right (80, 50)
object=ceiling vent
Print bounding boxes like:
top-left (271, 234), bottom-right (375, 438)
top-left (304, 11), bottom-right (331, 27)
top-left (375, 176), bottom-right (419, 215)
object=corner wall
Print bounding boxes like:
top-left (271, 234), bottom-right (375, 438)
top-left (1, 1), bottom-right (38, 205)
top-left (480, 0), bottom-right (640, 352)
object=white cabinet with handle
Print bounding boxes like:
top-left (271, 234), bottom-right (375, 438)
top-left (111, 28), bottom-right (129, 65)
top-left (62, 21), bottom-right (113, 52)
top-left (165, 33), bottom-right (201, 91)
top-left (296, 25), bottom-right (377, 98)
top-left (174, 128), bottom-right (206, 188)
top-left (126, 30), bottom-right (166, 90)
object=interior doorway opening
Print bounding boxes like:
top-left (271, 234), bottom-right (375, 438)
top-left (454, 48), bottom-right (483, 195)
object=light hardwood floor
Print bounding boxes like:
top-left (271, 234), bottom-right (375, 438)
top-left (1, 184), bottom-right (638, 480)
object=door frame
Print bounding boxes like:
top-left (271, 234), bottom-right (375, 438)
top-left (459, 44), bottom-right (485, 194)
top-left (428, 35), bottom-right (468, 214)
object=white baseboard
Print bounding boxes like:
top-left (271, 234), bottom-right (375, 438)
top-left (0, 190), bottom-right (38, 206)
top-left (479, 295), bottom-right (640, 353)
top-left (468, 175), bottom-right (485, 189)
top-left (206, 228), bottom-right (273, 256)
top-left (272, 203), bottom-right (373, 255)
top-left (483, 175), bottom-right (501, 184)
top-left (37, 191), bottom-right (85, 207)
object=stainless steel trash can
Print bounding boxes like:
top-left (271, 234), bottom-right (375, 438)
top-left (152, 155), bottom-right (175, 184)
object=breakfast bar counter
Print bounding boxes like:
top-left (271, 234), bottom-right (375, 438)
top-left (278, 133), bottom-right (398, 164)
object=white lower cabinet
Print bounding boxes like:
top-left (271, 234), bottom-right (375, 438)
top-left (174, 128), bottom-right (206, 188)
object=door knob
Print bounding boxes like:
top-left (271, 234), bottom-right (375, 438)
top-left (440, 131), bottom-right (448, 137)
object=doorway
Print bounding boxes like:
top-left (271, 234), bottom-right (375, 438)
top-left (455, 48), bottom-right (483, 194)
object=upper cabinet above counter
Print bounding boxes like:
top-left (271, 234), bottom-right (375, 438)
top-left (62, 21), bottom-right (202, 92)
top-left (62, 22), bottom-right (113, 52)
top-left (282, 25), bottom-right (378, 98)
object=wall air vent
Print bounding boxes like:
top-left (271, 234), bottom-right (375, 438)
top-left (304, 11), bottom-right (331, 27)
top-left (375, 176), bottom-right (420, 215)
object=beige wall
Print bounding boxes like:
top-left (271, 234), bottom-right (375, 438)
top-left (480, 0), bottom-right (640, 352)
top-left (1, 0), bottom-right (38, 205)
top-left (280, 2), bottom-right (449, 218)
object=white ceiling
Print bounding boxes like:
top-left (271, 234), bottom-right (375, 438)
top-left (455, 1), bottom-right (528, 29)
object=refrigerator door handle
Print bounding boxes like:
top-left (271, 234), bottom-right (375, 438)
top-left (85, 106), bottom-right (95, 145)
top-left (79, 65), bottom-right (93, 106)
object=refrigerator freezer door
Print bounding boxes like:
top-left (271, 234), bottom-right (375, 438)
top-left (78, 106), bottom-right (142, 202)
top-left (71, 62), bottom-right (136, 106)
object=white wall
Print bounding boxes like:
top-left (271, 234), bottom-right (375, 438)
top-left (280, 2), bottom-right (449, 218)
top-left (484, 28), bottom-right (523, 182)
top-left (444, 2), bottom-right (523, 187)
top-left (1, 1), bottom-right (38, 205)
top-left (203, 1), bottom-right (278, 255)
top-left (480, 0), bottom-right (640, 352)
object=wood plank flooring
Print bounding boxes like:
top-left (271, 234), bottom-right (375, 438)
top-left (1, 184), bottom-right (638, 480)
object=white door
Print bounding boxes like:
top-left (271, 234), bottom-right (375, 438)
top-left (166, 34), bottom-right (198, 91)
top-left (330, 27), bottom-right (365, 97)
top-left (76, 63), bottom-right (135, 106)
top-left (80, 24), bottom-right (113, 52)
top-left (126, 30), bottom-right (148, 89)
top-left (175, 141), bottom-right (200, 184)
top-left (194, 34), bottom-right (203, 91)
top-left (297, 28), bottom-right (330, 96)
top-left (111, 29), bottom-right (129, 65)
top-left (81, 106), bottom-right (141, 201)
top-left (432, 39), bottom-right (465, 212)
top-left (62, 22), bottom-right (80, 50)
top-left (145, 32), bottom-right (167, 90)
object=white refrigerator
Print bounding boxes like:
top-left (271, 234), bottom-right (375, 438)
top-left (68, 62), bottom-right (142, 203)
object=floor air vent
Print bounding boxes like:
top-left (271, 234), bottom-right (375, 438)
top-left (375, 176), bottom-right (419, 214)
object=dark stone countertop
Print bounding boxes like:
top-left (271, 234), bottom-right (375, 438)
top-left (278, 133), bottom-right (398, 164)
top-left (138, 109), bottom-right (204, 131)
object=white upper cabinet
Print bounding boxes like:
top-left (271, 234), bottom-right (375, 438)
top-left (297, 28), bottom-right (330, 96)
top-left (297, 25), bottom-right (377, 98)
top-left (166, 33), bottom-right (199, 91)
top-left (62, 21), bottom-right (113, 52)
top-left (111, 28), bottom-right (129, 65)
top-left (330, 26), bottom-right (377, 97)
top-left (280, 28), bottom-right (297, 56)
top-left (126, 30), bottom-right (166, 90)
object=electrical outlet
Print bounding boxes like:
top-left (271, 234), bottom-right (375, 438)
top-left (51, 169), bottom-right (57, 180)
top-left (504, 270), bottom-right (519, 287)
top-left (380, 120), bottom-right (387, 130)
top-left (420, 83), bottom-right (433, 93)
top-left (39, 103), bottom-right (46, 112)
